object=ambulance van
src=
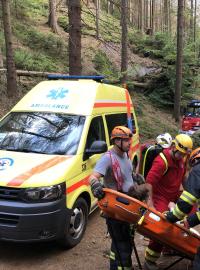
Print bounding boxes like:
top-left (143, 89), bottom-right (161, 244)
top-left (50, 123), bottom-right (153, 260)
top-left (0, 75), bottom-right (140, 248)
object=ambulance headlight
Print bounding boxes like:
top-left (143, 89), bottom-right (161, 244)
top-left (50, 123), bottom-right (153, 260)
top-left (23, 183), bottom-right (65, 202)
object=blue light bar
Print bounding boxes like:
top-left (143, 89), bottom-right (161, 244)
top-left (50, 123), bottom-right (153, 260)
top-left (47, 74), bottom-right (105, 82)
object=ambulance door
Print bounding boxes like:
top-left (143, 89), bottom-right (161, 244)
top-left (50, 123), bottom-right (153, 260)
top-left (104, 112), bottom-right (140, 166)
top-left (83, 116), bottom-right (106, 210)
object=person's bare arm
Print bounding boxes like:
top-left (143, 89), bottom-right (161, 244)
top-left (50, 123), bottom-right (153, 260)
top-left (89, 172), bottom-right (102, 185)
top-left (144, 183), bottom-right (154, 208)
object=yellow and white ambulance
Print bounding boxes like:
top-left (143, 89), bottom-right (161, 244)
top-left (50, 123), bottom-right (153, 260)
top-left (0, 75), bottom-right (140, 247)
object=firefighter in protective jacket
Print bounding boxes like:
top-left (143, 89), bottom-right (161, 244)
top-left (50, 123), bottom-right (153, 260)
top-left (166, 147), bottom-right (200, 270)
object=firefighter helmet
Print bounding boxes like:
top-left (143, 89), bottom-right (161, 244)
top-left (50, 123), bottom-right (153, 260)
top-left (173, 134), bottom-right (193, 154)
top-left (111, 126), bottom-right (132, 140)
top-left (189, 147), bottom-right (200, 167)
top-left (156, 133), bottom-right (172, 148)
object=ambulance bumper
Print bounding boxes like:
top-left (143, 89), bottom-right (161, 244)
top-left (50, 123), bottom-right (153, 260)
top-left (0, 197), bottom-right (72, 242)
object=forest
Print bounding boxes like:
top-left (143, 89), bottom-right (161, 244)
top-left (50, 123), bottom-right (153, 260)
top-left (0, 0), bottom-right (200, 127)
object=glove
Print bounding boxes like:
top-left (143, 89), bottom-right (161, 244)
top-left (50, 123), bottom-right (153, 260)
top-left (90, 179), bottom-right (105, 200)
top-left (165, 211), bottom-right (178, 223)
top-left (178, 218), bottom-right (190, 229)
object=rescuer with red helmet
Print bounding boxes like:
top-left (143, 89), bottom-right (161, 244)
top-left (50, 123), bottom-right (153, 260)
top-left (89, 126), bottom-right (135, 270)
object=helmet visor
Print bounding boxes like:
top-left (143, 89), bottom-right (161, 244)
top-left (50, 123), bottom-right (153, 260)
top-left (175, 138), bottom-right (191, 154)
top-left (113, 133), bottom-right (133, 139)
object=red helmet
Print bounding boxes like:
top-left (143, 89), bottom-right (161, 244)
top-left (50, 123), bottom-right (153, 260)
top-left (189, 147), bottom-right (200, 167)
top-left (111, 126), bottom-right (132, 140)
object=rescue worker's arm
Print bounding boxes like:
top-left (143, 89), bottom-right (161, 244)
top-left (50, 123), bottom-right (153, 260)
top-left (145, 156), bottom-right (167, 208)
top-left (166, 190), bottom-right (196, 223)
top-left (144, 183), bottom-right (154, 208)
top-left (187, 212), bottom-right (200, 228)
top-left (89, 153), bottom-right (111, 200)
top-left (166, 167), bottom-right (200, 225)
top-left (89, 172), bottom-right (105, 200)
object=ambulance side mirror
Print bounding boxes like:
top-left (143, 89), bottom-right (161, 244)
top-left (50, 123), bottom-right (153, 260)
top-left (83, 140), bottom-right (107, 161)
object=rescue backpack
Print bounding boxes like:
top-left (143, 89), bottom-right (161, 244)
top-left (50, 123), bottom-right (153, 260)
top-left (140, 144), bottom-right (168, 179)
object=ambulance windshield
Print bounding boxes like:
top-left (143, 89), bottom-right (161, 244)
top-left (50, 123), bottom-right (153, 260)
top-left (0, 112), bottom-right (85, 155)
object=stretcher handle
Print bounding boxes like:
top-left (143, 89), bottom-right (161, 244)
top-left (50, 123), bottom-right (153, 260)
top-left (116, 196), bottom-right (130, 205)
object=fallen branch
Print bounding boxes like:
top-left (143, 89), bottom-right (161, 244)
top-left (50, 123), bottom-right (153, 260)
top-left (0, 69), bottom-right (69, 77)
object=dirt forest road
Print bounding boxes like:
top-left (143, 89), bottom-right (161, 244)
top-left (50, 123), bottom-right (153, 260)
top-left (0, 210), bottom-right (193, 270)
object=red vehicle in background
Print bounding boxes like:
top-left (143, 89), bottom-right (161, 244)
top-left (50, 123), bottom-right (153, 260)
top-left (181, 100), bottom-right (200, 135)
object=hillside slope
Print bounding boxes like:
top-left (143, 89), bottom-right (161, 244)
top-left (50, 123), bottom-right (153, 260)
top-left (0, 0), bottom-right (180, 140)
top-left (132, 92), bottom-right (179, 141)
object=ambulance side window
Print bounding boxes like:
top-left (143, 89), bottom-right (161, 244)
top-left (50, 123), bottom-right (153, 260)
top-left (105, 113), bottom-right (136, 144)
top-left (86, 116), bottom-right (105, 149)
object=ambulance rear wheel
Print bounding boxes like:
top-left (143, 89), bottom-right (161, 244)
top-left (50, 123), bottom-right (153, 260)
top-left (59, 197), bottom-right (88, 248)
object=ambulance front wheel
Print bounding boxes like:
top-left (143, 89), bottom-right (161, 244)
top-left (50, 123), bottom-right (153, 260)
top-left (58, 197), bottom-right (88, 248)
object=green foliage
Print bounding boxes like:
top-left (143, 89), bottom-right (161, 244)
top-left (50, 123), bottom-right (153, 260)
top-left (11, 0), bottom-right (48, 21)
top-left (14, 24), bottom-right (67, 60)
top-left (132, 31), bottom-right (200, 109)
top-left (14, 48), bottom-right (61, 72)
top-left (132, 93), bottom-right (178, 141)
top-left (138, 116), bottom-right (178, 141)
top-left (128, 30), bottom-right (146, 51)
top-left (81, 5), bottom-right (121, 42)
top-left (101, 0), bottom-right (121, 20)
top-left (58, 16), bottom-right (69, 32)
top-left (92, 50), bottom-right (119, 79)
top-left (190, 130), bottom-right (200, 149)
top-left (149, 32), bottom-right (168, 50)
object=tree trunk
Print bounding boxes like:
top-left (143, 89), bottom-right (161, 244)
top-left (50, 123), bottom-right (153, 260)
top-left (107, 0), bottom-right (114, 14)
top-left (150, 0), bottom-right (155, 35)
top-left (163, 0), bottom-right (169, 32)
top-left (121, 0), bottom-right (128, 84)
top-left (190, 0), bottom-right (194, 40)
top-left (168, 0), bottom-right (171, 35)
top-left (174, 0), bottom-right (184, 122)
top-left (154, 1), bottom-right (159, 32)
top-left (193, 0), bottom-right (197, 43)
top-left (160, 0), bottom-right (163, 32)
top-left (1, 0), bottom-right (17, 97)
top-left (144, 0), bottom-right (148, 30)
top-left (0, 47), bottom-right (3, 68)
top-left (95, 0), bottom-right (100, 39)
top-left (67, 0), bottom-right (82, 75)
top-left (129, 0), bottom-right (134, 24)
top-left (48, 0), bottom-right (59, 33)
top-left (138, 0), bottom-right (143, 31)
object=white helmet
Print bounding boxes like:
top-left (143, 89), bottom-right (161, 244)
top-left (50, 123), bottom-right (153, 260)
top-left (156, 133), bottom-right (172, 148)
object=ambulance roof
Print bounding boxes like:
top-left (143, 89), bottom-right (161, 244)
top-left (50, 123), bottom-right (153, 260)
top-left (12, 80), bottom-right (132, 116)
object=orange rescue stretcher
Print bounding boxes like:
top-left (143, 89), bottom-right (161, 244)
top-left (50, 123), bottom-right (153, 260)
top-left (98, 188), bottom-right (200, 262)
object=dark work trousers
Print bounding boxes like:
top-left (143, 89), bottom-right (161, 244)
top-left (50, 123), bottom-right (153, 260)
top-left (193, 247), bottom-right (200, 270)
top-left (106, 217), bottom-right (133, 270)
